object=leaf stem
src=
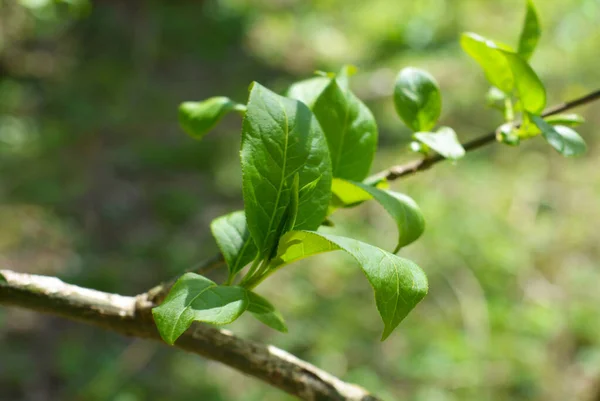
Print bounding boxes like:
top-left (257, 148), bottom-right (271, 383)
top-left (241, 257), bottom-right (263, 284)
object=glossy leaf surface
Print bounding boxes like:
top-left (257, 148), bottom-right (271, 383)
top-left (532, 116), bottom-right (587, 157)
top-left (274, 231), bottom-right (428, 340)
top-left (241, 82), bottom-right (332, 259)
top-left (517, 0), bottom-right (541, 60)
top-left (153, 273), bottom-right (248, 345)
top-left (414, 127), bottom-right (465, 160)
top-left (393, 67), bottom-right (442, 132)
top-left (313, 79), bottom-right (378, 181)
top-left (179, 97), bottom-right (243, 139)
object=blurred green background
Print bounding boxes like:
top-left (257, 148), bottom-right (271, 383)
top-left (1, 0), bottom-right (599, 400)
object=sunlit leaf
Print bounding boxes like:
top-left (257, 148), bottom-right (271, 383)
top-left (286, 77), bottom-right (330, 108)
top-left (313, 78), bottom-right (378, 181)
top-left (517, 0), bottom-right (541, 61)
top-left (242, 82), bottom-right (332, 259)
top-left (179, 97), bottom-right (244, 139)
top-left (462, 33), bottom-right (546, 113)
top-left (273, 231), bottom-right (428, 340)
top-left (414, 127), bottom-right (465, 160)
top-left (393, 67), bottom-right (442, 132)
top-left (330, 177), bottom-right (373, 208)
top-left (345, 181), bottom-right (425, 252)
top-left (500, 50), bottom-right (546, 113)
top-left (287, 65), bottom-right (355, 108)
top-left (152, 273), bottom-right (249, 345)
top-left (532, 116), bottom-right (587, 157)
top-left (461, 33), bottom-right (514, 93)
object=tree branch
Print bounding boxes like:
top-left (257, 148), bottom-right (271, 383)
top-left (370, 88), bottom-right (600, 182)
top-left (0, 269), bottom-right (380, 401)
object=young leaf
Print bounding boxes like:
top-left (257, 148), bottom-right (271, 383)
top-left (210, 211), bottom-right (258, 279)
top-left (499, 50), bottom-right (546, 114)
top-left (348, 181), bottom-right (425, 252)
top-left (247, 291), bottom-right (288, 333)
top-left (241, 82), bottom-right (332, 259)
top-left (286, 77), bottom-right (330, 108)
top-left (330, 177), bottom-right (374, 208)
top-left (461, 33), bottom-right (514, 93)
top-left (544, 113), bottom-right (585, 127)
top-left (393, 67), bottom-right (442, 132)
top-left (517, 0), bottom-right (541, 61)
top-left (287, 65), bottom-right (355, 108)
top-left (461, 33), bottom-right (546, 113)
top-left (0, 272), bottom-right (6, 283)
top-left (532, 116), bottom-right (587, 157)
top-left (414, 127), bottom-right (465, 160)
top-left (152, 273), bottom-right (249, 345)
top-left (312, 78), bottom-right (378, 181)
top-left (179, 97), bottom-right (244, 140)
top-left (273, 231), bottom-right (428, 340)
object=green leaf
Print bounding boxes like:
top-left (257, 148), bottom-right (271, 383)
top-left (0, 272), bottom-right (6, 283)
top-left (348, 181), bottom-right (425, 252)
top-left (461, 33), bottom-right (546, 113)
top-left (500, 50), bottom-right (546, 114)
top-left (281, 173), bottom-right (300, 235)
top-left (179, 97), bottom-right (244, 139)
top-left (329, 178), bottom-right (391, 216)
top-left (210, 211), bottom-right (258, 278)
top-left (532, 116), bottom-right (587, 157)
top-left (286, 77), bottom-right (330, 108)
top-left (414, 127), bottom-right (465, 160)
top-left (393, 67), bottom-right (442, 132)
top-left (241, 82), bottom-right (332, 259)
top-left (312, 79), bottom-right (378, 181)
top-left (273, 231), bottom-right (428, 340)
top-left (152, 273), bottom-right (249, 345)
top-left (330, 177), bottom-right (373, 208)
top-left (544, 113), bottom-right (585, 127)
top-left (517, 0), bottom-right (541, 61)
top-left (461, 33), bottom-right (514, 93)
top-left (247, 291), bottom-right (288, 333)
top-left (287, 65), bottom-right (355, 108)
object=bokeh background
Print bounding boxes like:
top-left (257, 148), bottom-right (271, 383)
top-left (1, 0), bottom-right (599, 400)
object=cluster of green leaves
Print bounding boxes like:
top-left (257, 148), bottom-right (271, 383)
top-left (154, 66), bottom-right (429, 344)
top-left (153, 0), bottom-right (588, 346)
top-left (461, 0), bottom-right (586, 155)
